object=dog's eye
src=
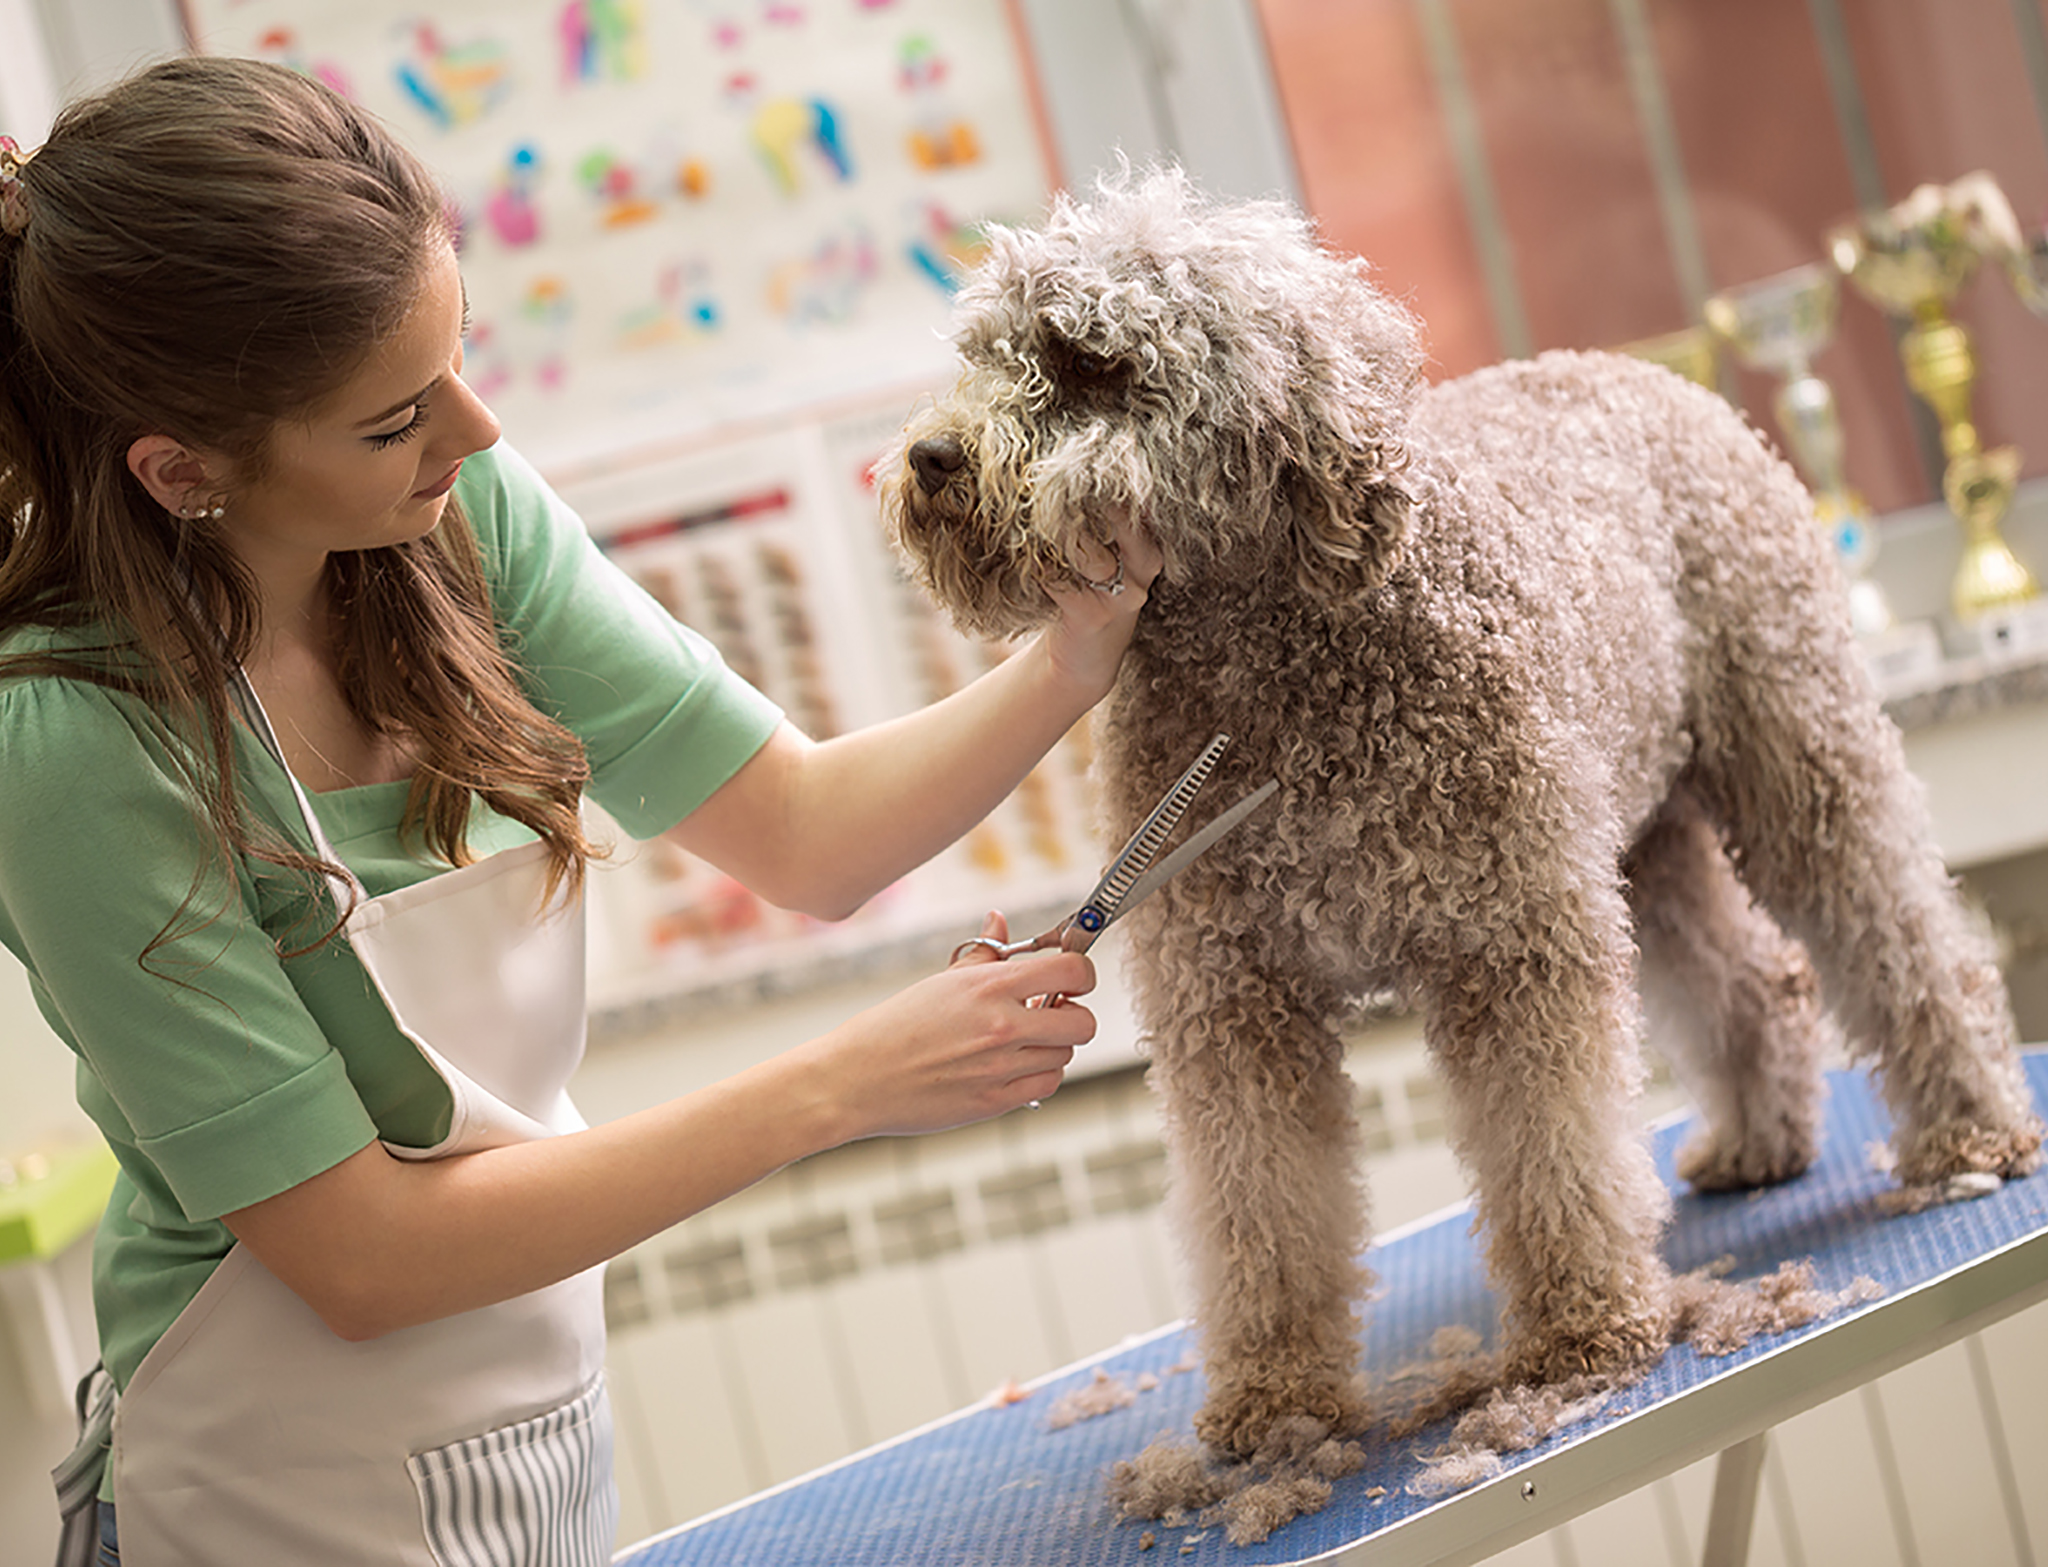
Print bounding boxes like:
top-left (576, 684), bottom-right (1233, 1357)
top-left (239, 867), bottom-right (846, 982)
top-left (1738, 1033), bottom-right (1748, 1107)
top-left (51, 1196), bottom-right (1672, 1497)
top-left (1064, 346), bottom-right (1130, 383)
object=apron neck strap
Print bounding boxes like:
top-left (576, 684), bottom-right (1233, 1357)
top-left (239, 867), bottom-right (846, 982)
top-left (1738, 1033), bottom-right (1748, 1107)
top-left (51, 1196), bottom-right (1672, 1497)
top-left (229, 668), bottom-right (364, 908)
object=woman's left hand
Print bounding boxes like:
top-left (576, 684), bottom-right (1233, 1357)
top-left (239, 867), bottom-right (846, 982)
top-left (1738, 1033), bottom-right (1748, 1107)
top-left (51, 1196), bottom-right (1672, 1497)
top-left (1040, 510), bottom-right (1166, 698)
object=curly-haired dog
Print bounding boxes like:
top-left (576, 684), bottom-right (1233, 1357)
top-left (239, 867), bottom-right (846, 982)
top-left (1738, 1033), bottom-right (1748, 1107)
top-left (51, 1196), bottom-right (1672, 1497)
top-left (879, 169), bottom-right (2043, 1460)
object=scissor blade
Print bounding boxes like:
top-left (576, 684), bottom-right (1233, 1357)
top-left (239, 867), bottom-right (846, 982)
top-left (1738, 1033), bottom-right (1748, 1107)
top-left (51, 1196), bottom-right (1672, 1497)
top-left (1110, 779), bottom-right (1279, 918)
top-left (1072, 732), bottom-right (1232, 930)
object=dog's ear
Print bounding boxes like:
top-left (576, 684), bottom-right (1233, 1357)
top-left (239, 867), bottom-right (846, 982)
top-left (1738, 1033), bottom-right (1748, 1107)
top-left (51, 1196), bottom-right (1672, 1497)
top-left (1277, 415), bottom-right (1412, 605)
top-left (1270, 265), bottom-right (1422, 604)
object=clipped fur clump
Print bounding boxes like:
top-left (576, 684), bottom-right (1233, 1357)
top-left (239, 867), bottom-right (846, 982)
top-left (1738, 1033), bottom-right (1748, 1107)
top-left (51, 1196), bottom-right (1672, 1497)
top-left (1876, 1167), bottom-right (2008, 1213)
top-left (1667, 1259), bottom-right (1884, 1353)
top-left (1220, 1476), bottom-right (1335, 1546)
top-left (1107, 1438), bottom-right (1225, 1523)
top-left (1447, 1380), bottom-right (1614, 1454)
top-left (1103, 1258), bottom-right (1882, 1538)
top-left (1402, 1375), bottom-right (1613, 1497)
top-left (882, 167), bottom-right (2042, 1472)
top-left (1396, 1260), bottom-right (1879, 1506)
top-left (1406, 1449), bottom-right (1504, 1499)
top-left (1043, 1359), bottom-right (1187, 1431)
top-left (1108, 1418), bottom-right (1366, 1545)
top-left (1045, 1369), bottom-right (1140, 1429)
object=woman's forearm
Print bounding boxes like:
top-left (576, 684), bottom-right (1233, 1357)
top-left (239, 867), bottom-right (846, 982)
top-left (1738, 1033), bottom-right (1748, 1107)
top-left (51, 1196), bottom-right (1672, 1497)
top-left (786, 635), bottom-right (1104, 912)
top-left (672, 633), bottom-right (1108, 918)
top-left (224, 940), bottom-right (1097, 1338)
top-left (241, 1050), bottom-right (845, 1340)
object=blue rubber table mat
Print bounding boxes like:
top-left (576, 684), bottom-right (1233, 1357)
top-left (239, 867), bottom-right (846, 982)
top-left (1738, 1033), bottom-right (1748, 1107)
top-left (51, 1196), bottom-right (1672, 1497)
top-left (616, 1051), bottom-right (2048, 1566)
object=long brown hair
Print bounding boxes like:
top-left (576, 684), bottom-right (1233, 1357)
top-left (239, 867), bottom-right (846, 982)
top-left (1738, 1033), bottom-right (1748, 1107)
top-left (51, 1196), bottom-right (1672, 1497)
top-left (0, 56), bottom-right (592, 957)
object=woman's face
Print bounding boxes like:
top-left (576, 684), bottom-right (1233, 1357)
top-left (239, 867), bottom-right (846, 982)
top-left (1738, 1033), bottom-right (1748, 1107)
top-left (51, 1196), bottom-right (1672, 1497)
top-left (217, 242), bottom-right (501, 588)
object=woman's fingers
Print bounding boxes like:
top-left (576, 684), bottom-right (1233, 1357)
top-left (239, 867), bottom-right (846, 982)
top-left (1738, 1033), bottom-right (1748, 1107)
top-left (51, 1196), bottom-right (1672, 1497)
top-left (1065, 508), bottom-right (1163, 594)
top-left (814, 936), bottom-right (1098, 1139)
top-left (994, 948), bottom-right (1093, 999)
top-left (1007, 1061), bottom-right (1072, 1107)
top-left (953, 909), bottom-right (1010, 961)
top-left (1113, 513), bottom-right (1166, 590)
top-left (945, 914), bottom-right (1096, 1009)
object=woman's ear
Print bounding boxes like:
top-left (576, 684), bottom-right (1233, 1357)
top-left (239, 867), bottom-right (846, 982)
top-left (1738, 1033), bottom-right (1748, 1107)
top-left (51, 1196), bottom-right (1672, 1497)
top-left (126, 434), bottom-right (226, 519)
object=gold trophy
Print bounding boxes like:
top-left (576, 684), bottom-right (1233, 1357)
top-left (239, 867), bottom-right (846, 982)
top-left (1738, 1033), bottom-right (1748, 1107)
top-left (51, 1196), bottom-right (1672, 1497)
top-left (1618, 324), bottom-right (1719, 390)
top-left (1948, 168), bottom-right (2048, 320)
top-left (1704, 263), bottom-right (1894, 638)
top-left (1830, 173), bottom-right (2042, 637)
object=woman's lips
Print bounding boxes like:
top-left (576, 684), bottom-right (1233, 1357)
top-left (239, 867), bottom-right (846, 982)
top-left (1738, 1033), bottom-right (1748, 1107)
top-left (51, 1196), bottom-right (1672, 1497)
top-left (414, 461), bottom-right (463, 500)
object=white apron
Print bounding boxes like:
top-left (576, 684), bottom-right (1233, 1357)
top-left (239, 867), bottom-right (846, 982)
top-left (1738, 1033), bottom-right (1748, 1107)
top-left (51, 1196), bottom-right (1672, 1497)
top-left (107, 683), bottom-right (616, 1566)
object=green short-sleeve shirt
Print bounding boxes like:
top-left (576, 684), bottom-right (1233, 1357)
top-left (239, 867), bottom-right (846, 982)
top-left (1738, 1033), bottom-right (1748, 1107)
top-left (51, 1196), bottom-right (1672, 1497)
top-left (0, 442), bottom-right (783, 1390)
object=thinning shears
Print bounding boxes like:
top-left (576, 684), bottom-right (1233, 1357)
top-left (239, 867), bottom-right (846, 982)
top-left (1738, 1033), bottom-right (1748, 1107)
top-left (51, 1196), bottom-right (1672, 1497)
top-left (952, 732), bottom-right (1278, 988)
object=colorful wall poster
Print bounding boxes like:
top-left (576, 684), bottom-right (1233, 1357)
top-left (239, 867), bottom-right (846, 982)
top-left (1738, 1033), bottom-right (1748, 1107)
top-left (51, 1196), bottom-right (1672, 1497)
top-left (177, 0), bottom-right (1057, 475)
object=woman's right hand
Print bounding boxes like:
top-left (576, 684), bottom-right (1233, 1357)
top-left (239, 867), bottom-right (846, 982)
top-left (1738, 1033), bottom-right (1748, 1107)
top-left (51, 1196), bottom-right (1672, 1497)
top-left (220, 912), bottom-right (1095, 1340)
top-left (797, 910), bottom-right (1096, 1140)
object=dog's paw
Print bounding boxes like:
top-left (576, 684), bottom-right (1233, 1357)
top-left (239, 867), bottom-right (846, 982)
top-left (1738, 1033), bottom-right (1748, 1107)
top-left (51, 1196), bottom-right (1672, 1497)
top-left (1193, 1374), bottom-right (1371, 1460)
top-left (1502, 1295), bottom-right (1672, 1388)
top-left (1674, 1122), bottom-right (1817, 1193)
top-left (1894, 1112), bottom-right (2044, 1187)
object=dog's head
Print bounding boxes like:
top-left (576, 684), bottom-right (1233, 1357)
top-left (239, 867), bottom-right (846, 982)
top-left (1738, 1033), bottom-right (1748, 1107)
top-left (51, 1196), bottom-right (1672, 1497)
top-left (879, 167), bottom-right (1425, 639)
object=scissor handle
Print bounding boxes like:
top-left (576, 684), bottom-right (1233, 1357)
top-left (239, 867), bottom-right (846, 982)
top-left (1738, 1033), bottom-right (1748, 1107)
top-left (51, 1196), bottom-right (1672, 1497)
top-left (948, 931), bottom-right (1060, 964)
top-left (947, 926), bottom-right (1090, 1008)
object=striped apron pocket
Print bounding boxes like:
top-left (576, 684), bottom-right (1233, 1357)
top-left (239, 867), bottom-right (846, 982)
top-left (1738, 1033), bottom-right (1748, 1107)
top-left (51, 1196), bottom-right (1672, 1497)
top-left (407, 1376), bottom-right (617, 1567)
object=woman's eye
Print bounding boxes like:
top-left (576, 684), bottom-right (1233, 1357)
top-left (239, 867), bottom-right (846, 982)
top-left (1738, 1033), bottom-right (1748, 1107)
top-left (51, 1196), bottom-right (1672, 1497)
top-left (368, 407), bottom-right (429, 450)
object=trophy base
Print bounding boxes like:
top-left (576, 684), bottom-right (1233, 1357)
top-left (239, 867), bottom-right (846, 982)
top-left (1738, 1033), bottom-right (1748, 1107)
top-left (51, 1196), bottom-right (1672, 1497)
top-left (1861, 618), bottom-right (1947, 694)
top-left (1941, 597), bottom-right (2048, 663)
top-left (1846, 576), bottom-right (1894, 637)
top-left (1950, 545), bottom-right (2041, 624)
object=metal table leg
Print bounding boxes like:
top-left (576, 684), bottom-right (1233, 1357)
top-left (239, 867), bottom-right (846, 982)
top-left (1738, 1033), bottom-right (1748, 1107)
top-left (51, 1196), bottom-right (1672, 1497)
top-left (1701, 1430), bottom-right (1769, 1567)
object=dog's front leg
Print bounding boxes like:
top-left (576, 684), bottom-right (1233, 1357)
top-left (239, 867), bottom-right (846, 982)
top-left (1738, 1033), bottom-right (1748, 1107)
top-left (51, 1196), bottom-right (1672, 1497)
top-left (1425, 917), bottom-right (1675, 1387)
top-left (1143, 967), bottom-right (1373, 1458)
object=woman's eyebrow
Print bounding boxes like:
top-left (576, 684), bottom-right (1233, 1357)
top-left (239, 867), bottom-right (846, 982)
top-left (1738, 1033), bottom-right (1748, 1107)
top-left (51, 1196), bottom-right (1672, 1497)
top-left (356, 376), bottom-right (444, 429)
top-left (356, 280), bottom-right (468, 429)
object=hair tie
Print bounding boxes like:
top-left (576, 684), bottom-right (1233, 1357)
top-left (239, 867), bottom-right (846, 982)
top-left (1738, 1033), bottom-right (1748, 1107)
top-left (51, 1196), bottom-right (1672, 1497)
top-left (0, 136), bottom-right (34, 238)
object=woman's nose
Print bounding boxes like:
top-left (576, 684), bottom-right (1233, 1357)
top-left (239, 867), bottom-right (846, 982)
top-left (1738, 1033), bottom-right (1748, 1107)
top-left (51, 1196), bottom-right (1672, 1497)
top-left (446, 371), bottom-right (504, 456)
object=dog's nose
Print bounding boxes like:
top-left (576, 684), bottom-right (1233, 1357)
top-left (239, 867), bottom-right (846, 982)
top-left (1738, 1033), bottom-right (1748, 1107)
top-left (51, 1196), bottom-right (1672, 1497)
top-left (908, 435), bottom-right (967, 495)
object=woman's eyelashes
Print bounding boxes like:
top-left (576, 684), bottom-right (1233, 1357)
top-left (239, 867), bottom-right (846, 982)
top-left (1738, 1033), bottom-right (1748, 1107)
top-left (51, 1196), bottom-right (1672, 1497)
top-left (368, 405), bottom-right (429, 450)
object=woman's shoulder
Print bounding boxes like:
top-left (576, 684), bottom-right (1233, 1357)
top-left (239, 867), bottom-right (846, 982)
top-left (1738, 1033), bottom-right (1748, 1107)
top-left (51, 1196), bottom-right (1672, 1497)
top-left (0, 637), bottom-right (251, 946)
top-left (1, 621), bottom-right (139, 711)
top-left (1, 616), bottom-right (104, 660)
top-left (452, 440), bottom-right (569, 559)
top-left (451, 439), bottom-right (617, 625)
top-left (0, 628), bottom-right (182, 788)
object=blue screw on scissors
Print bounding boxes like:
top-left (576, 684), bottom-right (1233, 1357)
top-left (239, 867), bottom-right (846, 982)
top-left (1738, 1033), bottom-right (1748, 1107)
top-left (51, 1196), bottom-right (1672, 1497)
top-left (952, 731), bottom-right (1279, 995)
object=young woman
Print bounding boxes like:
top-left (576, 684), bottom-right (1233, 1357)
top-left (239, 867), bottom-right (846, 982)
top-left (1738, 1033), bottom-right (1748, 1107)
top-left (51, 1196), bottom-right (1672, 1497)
top-left (0, 56), bottom-right (1156, 1565)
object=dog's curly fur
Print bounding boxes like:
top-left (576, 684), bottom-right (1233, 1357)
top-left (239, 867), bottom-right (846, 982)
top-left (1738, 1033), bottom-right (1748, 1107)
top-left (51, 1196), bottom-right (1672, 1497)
top-left (879, 169), bottom-right (2044, 1459)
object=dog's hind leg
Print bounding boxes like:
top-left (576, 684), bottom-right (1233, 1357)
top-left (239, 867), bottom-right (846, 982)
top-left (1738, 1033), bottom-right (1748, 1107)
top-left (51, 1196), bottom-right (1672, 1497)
top-left (1627, 785), bottom-right (1827, 1191)
top-left (1425, 883), bottom-right (1676, 1387)
top-left (1141, 964), bottom-right (1373, 1459)
top-left (1690, 623), bottom-right (2042, 1186)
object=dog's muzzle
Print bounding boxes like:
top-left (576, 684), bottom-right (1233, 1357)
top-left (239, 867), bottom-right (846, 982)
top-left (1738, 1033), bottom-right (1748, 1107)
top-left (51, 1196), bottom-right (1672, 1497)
top-left (908, 434), bottom-right (968, 495)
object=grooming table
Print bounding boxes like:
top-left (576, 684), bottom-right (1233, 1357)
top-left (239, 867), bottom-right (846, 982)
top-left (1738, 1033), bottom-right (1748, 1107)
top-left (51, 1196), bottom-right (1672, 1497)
top-left (614, 1051), bottom-right (2048, 1567)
